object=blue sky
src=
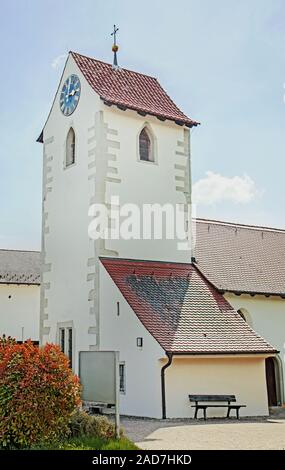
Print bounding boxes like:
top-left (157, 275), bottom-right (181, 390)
top-left (0, 0), bottom-right (285, 249)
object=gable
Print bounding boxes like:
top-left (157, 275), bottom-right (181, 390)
top-left (38, 50), bottom-right (199, 143)
top-left (37, 53), bottom-right (100, 142)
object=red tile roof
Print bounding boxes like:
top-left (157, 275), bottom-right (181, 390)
top-left (101, 257), bottom-right (276, 355)
top-left (195, 219), bottom-right (285, 297)
top-left (71, 52), bottom-right (199, 128)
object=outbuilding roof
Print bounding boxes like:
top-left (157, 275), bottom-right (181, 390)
top-left (101, 257), bottom-right (276, 355)
top-left (0, 250), bottom-right (40, 285)
top-left (195, 219), bottom-right (285, 297)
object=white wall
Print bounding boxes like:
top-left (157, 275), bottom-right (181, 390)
top-left (102, 107), bottom-right (191, 262)
top-left (225, 293), bottom-right (285, 401)
top-left (99, 263), bottom-right (165, 418)
top-left (41, 54), bottom-right (102, 365)
top-left (0, 284), bottom-right (40, 341)
top-left (99, 264), bottom-right (269, 419)
top-left (165, 356), bottom-right (269, 418)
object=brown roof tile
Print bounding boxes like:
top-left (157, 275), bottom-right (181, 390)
top-left (71, 52), bottom-right (199, 128)
top-left (195, 219), bottom-right (285, 296)
top-left (101, 257), bottom-right (276, 355)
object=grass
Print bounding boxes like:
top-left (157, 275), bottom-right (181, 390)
top-left (31, 436), bottom-right (139, 450)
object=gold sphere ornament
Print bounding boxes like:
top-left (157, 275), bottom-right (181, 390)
top-left (112, 44), bottom-right (119, 52)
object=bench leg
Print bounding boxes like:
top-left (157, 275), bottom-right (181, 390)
top-left (227, 407), bottom-right (231, 418)
top-left (236, 408), bottom-right (240, 420)
top-left (193, 407), bottom-right (207, 420)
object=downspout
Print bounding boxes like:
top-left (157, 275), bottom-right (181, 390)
top-left (161, 352), bottom-right (173, 419)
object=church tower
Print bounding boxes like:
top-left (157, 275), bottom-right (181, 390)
top-left (38, 48), bottom-right (199, 371)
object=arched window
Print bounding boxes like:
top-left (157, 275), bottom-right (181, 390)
top-left (139, 127), bottom-right (153, 162)
top-left (237, 309), bottom-right (246, 322)
top-left (237, 308), bottom-right (253, 327)
top-left (66, 127), bottom-right (75, 167)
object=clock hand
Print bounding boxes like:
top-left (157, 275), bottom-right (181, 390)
top-left (68, 89), bottom-right (79, 97)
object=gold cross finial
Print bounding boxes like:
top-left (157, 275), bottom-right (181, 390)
top-left (111, 25), bottom-right (119, 68)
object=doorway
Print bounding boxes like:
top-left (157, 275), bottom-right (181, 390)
top-left (266, 358), bottom-right (277, 406)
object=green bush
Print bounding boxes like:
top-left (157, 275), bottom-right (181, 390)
top-left (69, 409), bottom-right (117, 439)
top-left (0, 336), bottom-right (81, 449)
top-left (31, 436), bottom-right (138, 450)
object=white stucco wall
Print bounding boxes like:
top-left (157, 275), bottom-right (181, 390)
top-left (0, 284), bottom-right (40, 341)
top-left (225, 293), bottom-right (285, 403)
top-left (102, 107), bottom-right (191, 262)
top-left (165, 356), bottom-right (269, 418)
top-left (40, 54), bottom-right (101, 368)
top-left (99, 263), bottom-right (165, 418)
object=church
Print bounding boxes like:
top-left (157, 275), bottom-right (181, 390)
top-left (35, 45), bottom-right (284, 419)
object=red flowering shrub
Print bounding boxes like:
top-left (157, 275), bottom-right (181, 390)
top-left (0, 336), bottom-right (81, 448)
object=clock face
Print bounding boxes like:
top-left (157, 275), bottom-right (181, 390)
top-left (60, 74), bottom-right (81, 116)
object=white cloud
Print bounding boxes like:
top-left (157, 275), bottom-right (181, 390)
top-left (193, 171), bottom-right (261, 205)
top-left (51, 53), bottom-right (68, 69)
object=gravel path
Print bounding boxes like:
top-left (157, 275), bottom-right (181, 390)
top-left (121, 416), bottom-right (285, 450)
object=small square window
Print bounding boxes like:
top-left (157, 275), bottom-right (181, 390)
top-left (136, 337), bottom-right (143, 348)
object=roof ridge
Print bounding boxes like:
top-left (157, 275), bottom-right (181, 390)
top-left (70, 50), bottom-right (158, 80)
top-left (195, 217), bottom-right (285, 233)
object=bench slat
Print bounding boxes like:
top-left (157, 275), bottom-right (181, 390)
top-left (189, 394), bottom-right (236, 402)
top-left (191, 405), bottom-right (233, 408)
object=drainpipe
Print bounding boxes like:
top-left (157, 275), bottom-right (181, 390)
top-left (161, 352), bottom-right (173, 419)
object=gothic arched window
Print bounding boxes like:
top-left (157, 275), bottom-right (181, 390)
top-left (139, 127), bottom-right (153, 162)
top-left (66, 127), bottom-right (75, 167)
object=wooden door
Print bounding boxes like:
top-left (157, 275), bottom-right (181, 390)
top-left (266, 358), bottom-right (277, 406)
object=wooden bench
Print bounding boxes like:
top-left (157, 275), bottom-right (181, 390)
top-left (189, 394), bottom-right (246, 420)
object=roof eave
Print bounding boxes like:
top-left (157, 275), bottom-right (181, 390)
top-left (0, 282), bottom-right (40, 286)
top-left (222, 288), bottom-right (285, 299)
top-left (37, 130), bottom-right (43, 143)
top-left (166, 350), bottom-right (279, 356)
top-left (194, 263), bottom-right (285, 299)
top-left (101, 98), bottom-right (200, 128)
